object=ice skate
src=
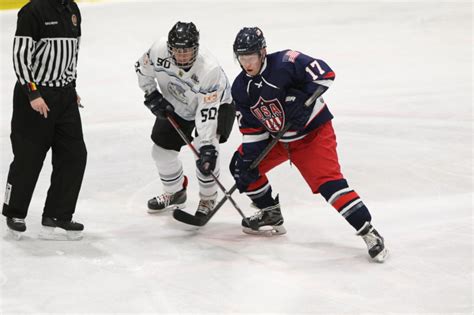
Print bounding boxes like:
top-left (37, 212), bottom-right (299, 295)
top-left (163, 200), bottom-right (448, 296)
top-left (242, 196), bottom-right (286, 236)
top-left (147, 187), bottom-right (187, 213)
top-left (6, 217), bottom-right (26, 240)
top-left (357, 222), bottom-right (389, 262)
top-left (39, 217), bottom-right (84, 241)
top-left (195, 193), bottom-right (217, 217)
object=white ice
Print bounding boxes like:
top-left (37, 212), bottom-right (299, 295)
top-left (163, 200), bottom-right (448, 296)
top-left (0, 0), bottom-right (472, 314)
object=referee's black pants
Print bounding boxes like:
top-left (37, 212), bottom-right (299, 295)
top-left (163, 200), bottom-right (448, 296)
top-left (2, 82), bottom-right (87, 221)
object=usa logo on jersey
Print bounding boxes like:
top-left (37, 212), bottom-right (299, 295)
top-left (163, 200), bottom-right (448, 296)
top-left (250, 97), bottom-right (285, 132)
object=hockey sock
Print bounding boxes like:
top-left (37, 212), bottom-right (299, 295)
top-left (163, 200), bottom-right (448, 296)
top-left (152, 145), bottom-right (185, 193)
top-left (319, 179), bottom-right (371, 230)
top-left (247, 183), bottom-right (275, 209)
top-left (196, 166), bottom-right (219, 199)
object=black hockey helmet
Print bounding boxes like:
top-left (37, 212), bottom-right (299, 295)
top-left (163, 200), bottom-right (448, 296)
top-left (167, 21), bottom-right (200, 69)
top-left (233, 27), bottom-right (266, 56)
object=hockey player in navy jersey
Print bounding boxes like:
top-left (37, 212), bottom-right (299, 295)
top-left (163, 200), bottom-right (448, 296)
top-left (229, 27), bottom-right (388, 262)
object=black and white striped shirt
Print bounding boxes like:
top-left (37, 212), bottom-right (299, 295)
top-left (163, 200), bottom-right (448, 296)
top-left (13, 0), bottom-right (81, 98)
top-left (13, 36), bottom-right (80, 87)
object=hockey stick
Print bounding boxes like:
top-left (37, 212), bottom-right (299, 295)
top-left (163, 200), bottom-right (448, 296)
top-left (165, 114), bottom-right (250, 226)
top-left (173, 87), bottom-right (326, 227)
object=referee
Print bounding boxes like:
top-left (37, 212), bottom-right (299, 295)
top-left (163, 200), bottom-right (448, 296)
top-left (3, 0), bottom-right (87, 239)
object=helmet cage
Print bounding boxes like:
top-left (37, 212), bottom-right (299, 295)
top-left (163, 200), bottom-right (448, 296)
top-left (167, 43), bottom-right (199, 69)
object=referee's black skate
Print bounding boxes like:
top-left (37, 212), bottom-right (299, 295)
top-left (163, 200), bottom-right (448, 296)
top-left (39, 217), bottom-right (84, 241)
top-left (242, 196), bottom-right (286, 236)
top-left (357, 222), bottom-right (389, 262)
top-left (6, 217), bottom-right (26, 240)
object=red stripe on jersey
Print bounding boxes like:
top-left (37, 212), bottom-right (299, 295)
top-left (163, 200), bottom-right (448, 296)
top-left (240, 127), bottom-right (265, 134)
top-left (323, 71), bottom-right (335, 79)
top-left (332, 191), bottom-right (359, 211)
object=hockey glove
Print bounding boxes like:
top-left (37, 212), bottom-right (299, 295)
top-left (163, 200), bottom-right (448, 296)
top-left (144, 90), bottom-right (174, 119)
top-left (229, 151), bottom-right (260, 193)
top-left (285, 89), bottom-right (315, 131)
top-left (196, 145), bottom-right (218, 176)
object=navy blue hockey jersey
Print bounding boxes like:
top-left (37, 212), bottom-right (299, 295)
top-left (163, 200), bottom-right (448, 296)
top-left (231, 50), bottom-right (336, 160)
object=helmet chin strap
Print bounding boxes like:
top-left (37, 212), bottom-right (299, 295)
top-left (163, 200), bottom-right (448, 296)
top-left (178, 63), bottom-right (192, 71)
top-left (259, 51), bottom-right (266, 72)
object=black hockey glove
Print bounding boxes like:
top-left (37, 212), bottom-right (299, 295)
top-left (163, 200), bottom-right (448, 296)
top-left (196, 145), bottom-right (218, 176)
top-left (144, 90), bottom-right (174, 119)
top-left (229, 151), bottom-right (260, 193)
top-left (285, 89), bottom-right (315, 131)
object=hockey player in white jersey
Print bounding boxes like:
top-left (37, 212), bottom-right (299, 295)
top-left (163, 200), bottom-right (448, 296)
top-left (135, 21), bottom-right (235, 216)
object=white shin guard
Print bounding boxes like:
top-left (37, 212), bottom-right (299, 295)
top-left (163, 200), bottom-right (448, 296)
top-left (152, 144), bottom-right (185, 193)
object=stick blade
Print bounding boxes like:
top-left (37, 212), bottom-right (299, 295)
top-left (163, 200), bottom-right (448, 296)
top-left (173, 209), bottom-right (207, 226)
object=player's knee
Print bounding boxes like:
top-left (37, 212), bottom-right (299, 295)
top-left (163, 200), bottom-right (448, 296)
top-left (151, 144), bottom-right (179, 168)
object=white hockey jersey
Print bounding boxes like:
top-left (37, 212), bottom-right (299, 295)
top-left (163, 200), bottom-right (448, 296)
top-left (135, 38), bottom-right (232, 145)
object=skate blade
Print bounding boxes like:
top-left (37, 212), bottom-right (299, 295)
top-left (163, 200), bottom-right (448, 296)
top-left (242, 225), bottom-right (287, 236)
top-left (38, 226), bottom-right (83, 241)
top-left (147, 203), bottom-right (186, 214)
top-left (7, 228), bottom-right (23, 240)
top-left (372, 247), bottom-right (389, 263)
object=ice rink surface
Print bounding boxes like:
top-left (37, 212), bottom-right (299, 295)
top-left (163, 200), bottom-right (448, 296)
top-left (0, 0), bottom-right (472, 314)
